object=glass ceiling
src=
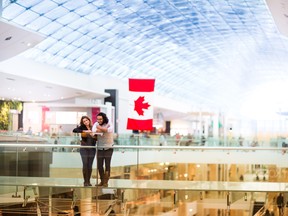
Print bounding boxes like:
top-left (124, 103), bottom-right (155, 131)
top-left (2, 0), bottom-right (288, 113)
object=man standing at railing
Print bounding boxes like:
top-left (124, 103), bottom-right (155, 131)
top-left (92, 112), bottom-right (114, 187)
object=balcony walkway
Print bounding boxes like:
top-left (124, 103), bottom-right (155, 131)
top-left (0, 176), bottom-right (287, 192)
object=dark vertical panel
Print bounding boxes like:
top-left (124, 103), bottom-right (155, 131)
top-left (28, 152), bottom-right (52, 177)
top-left (18, 104), bottom-right (23, 130)
top-left (104, 89), bottom-right (118, 133)
top-left (165, 121), bottom-right (171, 134)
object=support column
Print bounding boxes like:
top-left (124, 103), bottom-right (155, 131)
top-left (80, 189), bottom-right (94, 216)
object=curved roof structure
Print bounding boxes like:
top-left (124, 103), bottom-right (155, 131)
top-left (1, 0), bottom-right (288, 116)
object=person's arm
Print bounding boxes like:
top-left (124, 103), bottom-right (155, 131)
top-left (73, 125), bottom-right (91, 133)
top-left (73, 125), bottom-right (83, 133)
top-left (92, 122), bottom-right (98, 132)
top-left (96, 123), bottom-right (113, 133)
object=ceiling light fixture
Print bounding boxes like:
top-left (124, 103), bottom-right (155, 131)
top-left (5, 36), bottom-right (12, 41)
top-left (6, 77), bottom-right (15, 81)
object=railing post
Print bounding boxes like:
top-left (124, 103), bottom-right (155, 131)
top-left (12, 144), bottom-right (21, 198)
top-left (227, 192), bottom-right (230, 216)
top-left (173, 190), bottom-right (178, 207)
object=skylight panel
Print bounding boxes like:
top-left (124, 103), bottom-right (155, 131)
top-left (84, 9), bottom-right (107, 21)
top-left (62, 31), bottom-right (83, 44)
top-left (62, 0), bottom-right (88, 11)
top-left (69, 17), bottom-right (92, 30)
top-left (95, 31), bottom-right (116, 45)
top-left (58, 58), bottom-right (73, 68)
top-left (90, 26), bottom-right (111, 38)
top-left (38, 21), bottom-right (63, 36)
top-left (105, 37), bottom-right (120, 47)
top-left (126, 34), bottom-right (143, 44)
top-left (26, 15), bottom-right (52, 31)
top-left (69, 60), bottom-right (82, 69)
top-left (74, 4), bottom-right (96, 17)
top-left (106, 1), bottom-right (128, 15)
top-left (52, 26), bottom-right (74, 40)
top-left (76, 64), bottom-right (92, 74)
top-left (109, 39), bottom-right (125, 49)
top-left (37, 37), bottom-right (58, 51)
top-left (130, 3), bottom-right (146, 13)
top-left (45, 6), bottom-right (70, 20)
top-left (72, 35), bottom-right (93, 48)
top-left (85, 55), bottom-right (101, 66)
top-left (109, 5), bottom-right (130, 17)
top-left (49, 55), bottom-right (66, 65)
top-left (31, 0), bottom-right (58, 14)
top-left (12, 0), bottom-right (41, 7)
top-left (2, 3), bottom-right (26, 20)
top-left (89, 55), bottom-right (106, 67)
top-left (117, 12), bottom-right (139, 24)
top-left (89, 43), bottom-right (105, 54)
top-left (96, 45), bottom-right (115, 57)
top-left (46, 40), bottom-right (67, 55)
top-left (107, 50), bottom-right (123, 60)
top-left (77, 22), bottom-right (98, 35)
top-left (81, 40), bottom-right (98, 52)
top-left (66, 48), bottom-right (86, 60)
top-left (12, 10), bottom-right (39, 26)
top-left (57, 12), bottom-right (81, 26)
top-left (57, 44), bottom-right (78, 58)
top-left (77, 51), bottom-right (94, 63)
top-left (51, 0), bottom-right (70, 4)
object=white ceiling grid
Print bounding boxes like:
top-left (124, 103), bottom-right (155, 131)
top-left (2, 0), bottom-right (288, 113)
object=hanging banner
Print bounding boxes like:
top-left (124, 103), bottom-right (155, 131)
top-left (127, 78), bottom-right (155, 130)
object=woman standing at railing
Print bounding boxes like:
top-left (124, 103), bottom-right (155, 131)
top-left (72, 116), bottom-right (96, 187)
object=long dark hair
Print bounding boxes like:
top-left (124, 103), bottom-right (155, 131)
top-left (79, 115), bottom-right (92, 128)
top-left (97, 112), bottom-right (109, 125)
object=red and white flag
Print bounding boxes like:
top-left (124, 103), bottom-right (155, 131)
top-left (127, 78), bottom-right (155, 130)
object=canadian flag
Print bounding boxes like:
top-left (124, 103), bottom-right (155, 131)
top-left (127, 78), bottom-right (155, 130)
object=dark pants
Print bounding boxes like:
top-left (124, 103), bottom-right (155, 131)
top-left (80, 148), bottom-right (96, 170)
top-left (97, 148), bottom-right (113, 173)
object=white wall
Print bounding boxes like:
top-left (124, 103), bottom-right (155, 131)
top-left (23, 103), bottom-right (43, 134)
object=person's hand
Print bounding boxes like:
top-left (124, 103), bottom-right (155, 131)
top-left (96, 125), bottom-right (104, 132)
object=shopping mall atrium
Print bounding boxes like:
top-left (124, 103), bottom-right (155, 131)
top-left (1, 0), bottom-right (288, 215)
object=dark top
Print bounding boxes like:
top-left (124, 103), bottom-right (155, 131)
top-left (73, 125), bottom-right (96, 146)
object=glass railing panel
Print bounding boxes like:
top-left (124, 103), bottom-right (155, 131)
top-left (115, 133), bottom-right (288, 148)
top-left (1, 143), bottom-right (288, 183)
top-left (2, 131), bottom-right (288, 148)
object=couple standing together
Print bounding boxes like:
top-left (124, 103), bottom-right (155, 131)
top-left (73, 112), bottom-right (114, 187)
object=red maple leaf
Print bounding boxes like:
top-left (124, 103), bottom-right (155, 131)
top-left (134, 96), bottom-right (150, 116)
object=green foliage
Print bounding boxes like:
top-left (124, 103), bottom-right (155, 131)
top-left (0, 101), bottom-right (23, 130)
top-left (9, 101), bottom-right (23, 112)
